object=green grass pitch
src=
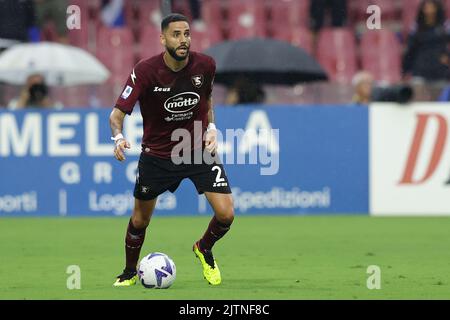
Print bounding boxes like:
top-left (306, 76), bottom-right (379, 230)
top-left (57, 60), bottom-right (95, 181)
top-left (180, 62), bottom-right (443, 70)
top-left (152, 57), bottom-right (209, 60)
top-left (1, 215), bottom-right (449, 300)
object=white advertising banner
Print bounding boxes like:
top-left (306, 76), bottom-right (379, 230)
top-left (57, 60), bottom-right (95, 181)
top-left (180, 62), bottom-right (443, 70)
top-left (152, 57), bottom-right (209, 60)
top-left (370, 103), bottom-right (450, 216)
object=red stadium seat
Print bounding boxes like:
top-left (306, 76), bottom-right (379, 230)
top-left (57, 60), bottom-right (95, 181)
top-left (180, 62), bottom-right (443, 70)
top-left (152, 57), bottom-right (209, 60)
top-left (95, 83), bottom-right (118, 107)
top-left (316, 28), bottom-right (358, 84)
top-left (67, 3), bottom-right (102, 55)
top-left (201, 0), bottom-right (225, 26)
top-left (347, 0), bottom-right (363, 26)
top-left (171, 0), bottom-right (194, 20)
top-left (272, 25), bottom-right (313, 55)
top-left (124, 0), bottom-right (138, 27)
top-left (360, 30), bottom-right (402, 84)
top-left (268, 0), bottom-right (309, 30)
top-left (52, 86), bottom-right (91, 108)
top-left (402, 0), bottom-right (422, 35)
top-left (349, 0), bottom-right (400, 26)
top-left (189, 23), bottom-right (223, 52)
top-left (225, 0), bottom-right (268, 39)
top-left (68, 23), bottom-right (90, 52)
top-left (134, 0), bottom-right (162, 28)
top-left (96, 27), bottom-right (135, 86)
top-left (138, 25), bottom-right (165, 60)
top-left (446, 0), bottom-right (450, 16)
top-left (368, 0), bottom-right (399, 20)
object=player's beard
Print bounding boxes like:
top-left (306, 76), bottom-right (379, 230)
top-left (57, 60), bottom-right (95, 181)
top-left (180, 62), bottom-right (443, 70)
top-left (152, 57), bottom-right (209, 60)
top-left (166, 45), bottom-right (189, 61)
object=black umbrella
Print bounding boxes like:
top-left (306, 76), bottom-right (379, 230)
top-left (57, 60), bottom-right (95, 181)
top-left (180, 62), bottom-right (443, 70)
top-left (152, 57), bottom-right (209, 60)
top-left (204, 37), bottom-right (328, 85)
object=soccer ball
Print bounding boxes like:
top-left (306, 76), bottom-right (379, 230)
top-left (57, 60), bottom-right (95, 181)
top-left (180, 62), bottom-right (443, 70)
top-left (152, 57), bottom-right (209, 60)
top-left (137, 252), bottom-right (176, 289)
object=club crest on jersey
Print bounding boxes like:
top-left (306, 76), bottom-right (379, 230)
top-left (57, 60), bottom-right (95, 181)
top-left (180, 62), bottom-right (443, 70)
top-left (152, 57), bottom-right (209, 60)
top-left (191, 75), bottom-right (204, 88)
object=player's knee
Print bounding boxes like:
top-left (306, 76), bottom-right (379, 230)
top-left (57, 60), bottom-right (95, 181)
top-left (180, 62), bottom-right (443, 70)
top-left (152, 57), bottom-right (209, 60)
top-left (132, 216), bottom-right (150, 229)
top-left (216, 201), bottom-right (235, 225)
top-left (131, 212), bottom-right (150, 229)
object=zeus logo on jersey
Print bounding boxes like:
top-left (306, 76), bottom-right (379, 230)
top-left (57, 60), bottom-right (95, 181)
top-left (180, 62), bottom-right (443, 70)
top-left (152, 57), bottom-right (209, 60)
top-left (121, 85), bottom-right (133, 99)
top-left (164, 92), bottom-right (200, 113)
top-left (154, 86), bottom-right (171, 92)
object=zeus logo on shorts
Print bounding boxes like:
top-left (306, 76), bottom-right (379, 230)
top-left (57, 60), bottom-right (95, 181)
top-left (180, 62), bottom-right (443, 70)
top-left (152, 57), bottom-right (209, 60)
top-left (121, 85), bottom-right (133, 99)
top-left (212, 166), bottom-right (228, 187)
top-left (164, 92), bottom-right (200, 113)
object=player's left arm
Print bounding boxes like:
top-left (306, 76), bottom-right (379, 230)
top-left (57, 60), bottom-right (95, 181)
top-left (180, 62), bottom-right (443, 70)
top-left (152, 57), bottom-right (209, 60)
top-left (205, 95), bottom-right (218, 154)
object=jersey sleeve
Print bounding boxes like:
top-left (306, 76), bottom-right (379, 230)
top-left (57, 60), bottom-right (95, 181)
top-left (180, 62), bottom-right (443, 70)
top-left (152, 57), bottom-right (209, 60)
top-left (207, 57), bottom-right (216, 97)
top-left (114, 61), bottom-right (148, 115)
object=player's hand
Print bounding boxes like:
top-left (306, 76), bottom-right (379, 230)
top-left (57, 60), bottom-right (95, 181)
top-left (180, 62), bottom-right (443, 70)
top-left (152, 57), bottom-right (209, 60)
top-left (114, 139), bottom-right (131, 162)
top-left (205, 128), bottom-right (217, 154)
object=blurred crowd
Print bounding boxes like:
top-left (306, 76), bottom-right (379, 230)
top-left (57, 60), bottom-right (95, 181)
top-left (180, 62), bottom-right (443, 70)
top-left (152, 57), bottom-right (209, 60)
top-left (0, 0), bottom-right (449, 108)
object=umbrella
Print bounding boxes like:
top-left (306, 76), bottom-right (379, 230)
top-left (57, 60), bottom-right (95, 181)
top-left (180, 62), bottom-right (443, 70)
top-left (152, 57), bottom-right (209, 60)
top-left (0, 42), bottom-right (110, 86)
top-left (204, 38), bottom-right (328, 85)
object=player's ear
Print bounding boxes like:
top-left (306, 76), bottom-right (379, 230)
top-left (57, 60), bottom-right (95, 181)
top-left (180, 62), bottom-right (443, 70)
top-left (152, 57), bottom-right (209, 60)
top-left (160, 33), bottom-right (166, 47)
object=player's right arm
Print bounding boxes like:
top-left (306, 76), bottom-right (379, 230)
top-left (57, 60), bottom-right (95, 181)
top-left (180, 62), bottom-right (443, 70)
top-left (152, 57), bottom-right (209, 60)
top-left (110, 61), bottom-right (147, 162)
top-left (110, 108), bottom-right (130, 162)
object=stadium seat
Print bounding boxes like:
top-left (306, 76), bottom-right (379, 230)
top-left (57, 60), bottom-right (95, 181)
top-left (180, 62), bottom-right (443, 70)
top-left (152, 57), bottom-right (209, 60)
top-left (201, 0), bottom-right (225, 26)
top-left (67, 3), bottom-right (94, 53)
top-left (349, 0), bottom-right (399, 23)
top-left (52, 86), bottom-right (91, 108)
top-left (66, 0), bottom-right (90, 50)
top-left (360, 30), bottom-right (402, 84)
top-left (271, 25), bottom-right (313, 55)
top-left (138, 25), bottom-right (165, 60)
top-left (369, 0), bottom-right (399, 20)
top-left (171, 0), bottom-right (194, 20)
top-left (401, 0), bottom-right (422, 36)
top-left (347, 0), bottom-right (363, 26)
top-left (124, 0), bottom-right (138, 28)
top-left (189, 23), bottom-right (223, 52)
top-left (316, 28), bottom-right (358, 84)
top-left (96, 27), bottom-right (135, 86)
top-left (134, 0), bottom-right (162, 28)
top-left (94, 83), bottom-right (118, 107)
top-left (268, 0), bottom-right (309, 30)
top-left (68, 22), bottom-right (90, 52)
top-left (39, 22), bottom-right (60, 42)
top-left (225, 0), bottom-right (268, 39)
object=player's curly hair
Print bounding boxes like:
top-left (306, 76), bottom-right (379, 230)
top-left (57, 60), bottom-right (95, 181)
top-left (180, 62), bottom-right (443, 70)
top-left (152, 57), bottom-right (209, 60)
top-left (161, 13), bottom-right (189, 31)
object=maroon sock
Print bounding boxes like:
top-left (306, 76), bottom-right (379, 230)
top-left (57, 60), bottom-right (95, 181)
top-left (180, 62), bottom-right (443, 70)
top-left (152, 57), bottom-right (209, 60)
top-left (125, 219), bottom-right (147, 272)
top-left (199, 216), bottom-right (231, 252)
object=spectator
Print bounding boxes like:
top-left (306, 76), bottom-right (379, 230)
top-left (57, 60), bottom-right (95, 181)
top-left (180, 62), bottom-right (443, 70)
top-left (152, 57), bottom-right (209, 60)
top-left (8, 74), bottom-right (62, 110)
top-left (351, 71), bottom-right (374, 105)
top-left (225, 77), bottom-right (266, 105)
top-left (34, 0), bottom-right (69, 43)
top-left (403, 0), bottom-right (450, 82)
top-left (0, 0), bottom-right (36, 52)
top-left (310, 0), bottom-right (347, 33)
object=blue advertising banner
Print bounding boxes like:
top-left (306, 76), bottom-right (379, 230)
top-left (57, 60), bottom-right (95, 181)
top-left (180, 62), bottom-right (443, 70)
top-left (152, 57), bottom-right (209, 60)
top-left (0, 106), bottom-right (368, 216)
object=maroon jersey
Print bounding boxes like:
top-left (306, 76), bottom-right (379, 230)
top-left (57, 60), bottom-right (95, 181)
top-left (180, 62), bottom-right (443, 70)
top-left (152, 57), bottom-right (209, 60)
top-left (115, 51), bottom-right (215, 158)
